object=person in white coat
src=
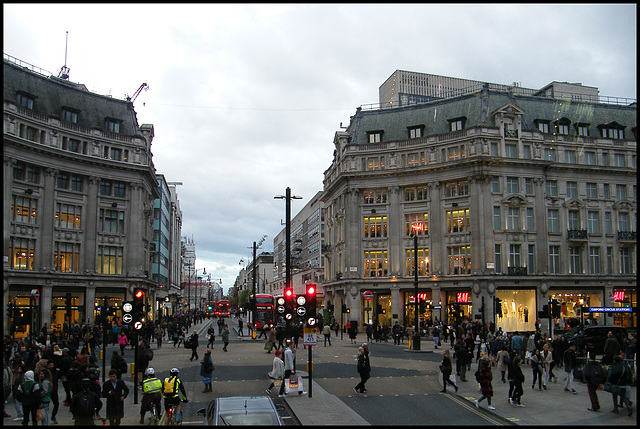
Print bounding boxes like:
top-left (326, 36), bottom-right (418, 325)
top-left (265, 350), bottom-right (285, 395)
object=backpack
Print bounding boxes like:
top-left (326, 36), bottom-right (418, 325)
top-left (591, 364), bottom-right (606, 385)
top-left (163, 377), bottom-right (178, 395)
top-left (74, 391), bottom-right (95, 418)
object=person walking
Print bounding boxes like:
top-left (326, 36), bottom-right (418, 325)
top-left (117, 332), bottom-right (129, 356)
top-left (70, 378), bottom-right (102, 426)
top-left (474, 358), bottom-right (495, 410)
top-left (266, 350), bottom-right (285, 395)
top-left (583, 351), bottom-right (605, 412)
top-left (200, 349), bottom-right (214, 392)
top-left (542, 342), bottom-right (554, 386)
top-left (185, 331), bottom-right (197, 361)
top-left (530, 349), bottom-right (544, 391)
top-left (266, 326), bottom-right (277, 353)
top-left (101, 369), bottom-right (129, 426)
top-left (323, 324), bottom-right (332, 347)
top-left (432, 325), bottom-right (440, 350)
top-left (3, 357), bottom-right (12, 419)
top-left (354, 343), bottom-right (371, 396)
top-left (496, 346), bottom-right (510, 383)
top-left (606, 355), bottom-right (633, 416)
top-left (279, 341), bottom-right (296, 397)
top-left (206, 325), bottom-right (216, 349)
top-left (222, 325), bottom-right (230, 352)
top-left (17, 370), bottom-right (41, 426)
top-left (38, 368), bottom-right (52, 426)
top-left (510, 356), bottom-right (525, 407)
top-left (237, 318), bottom-right (244, 337)
top-left (563, 343), bottom-right (578, 394)
top-left (110, 351), bottom-right (127, 381)
top-left (439, 349), bottom-right (458, 393)
top-left (602, 331), bottom-right (621, 366)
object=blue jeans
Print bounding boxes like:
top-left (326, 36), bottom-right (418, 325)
top-left (42, 402), bottom-right (50, 426)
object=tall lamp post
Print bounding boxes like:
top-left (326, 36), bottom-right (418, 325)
top-left (275, 187), bottom-right (302, 338)
top-left (250, 235), bottom-right (268, 327)
top-left (411, 222), bottom-right (424, 351)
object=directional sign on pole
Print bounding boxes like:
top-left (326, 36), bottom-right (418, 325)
top-left (303, 327), bottom-right (318, 346)
top-left (122, 313), bottom-right (133, 324)
top-left (134, 321), bottom-right (143, 330)
top-left (31, 289), bottom-right (40, 300)
top-left (122, 302), bottom-right (133, 313)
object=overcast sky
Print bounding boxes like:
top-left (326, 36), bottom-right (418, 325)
top-left (4, 4), bottom-right (637, 294)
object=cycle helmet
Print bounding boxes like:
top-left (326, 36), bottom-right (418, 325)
top-left (170, 368), bottom-right (179, 376)
top-left (145, 367), bottom-right (155, 376)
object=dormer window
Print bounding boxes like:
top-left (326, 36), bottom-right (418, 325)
top-left (17, 92), bottom-right (35, 109)
top-left (598, 122), bottom-right (625, 140)
top-left (408, 125), bottom-right (424, 139)
top-left (555, 118), bottom-right (571, 135)
top-left (61, 107), bottom-right (78, 123)
top-left (105, 118), bottom-right (122, 134)
top-left (367, 131), bottom-right (383, 144)
top-left (535, 120), bottom-right (550, 134)
top-left (448, 117), bottom-right (466, 132)
top-left (575, 123), bottom-right (590, 137)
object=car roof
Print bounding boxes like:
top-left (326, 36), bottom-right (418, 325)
top-left (216, 396), bottom-right (277, 413)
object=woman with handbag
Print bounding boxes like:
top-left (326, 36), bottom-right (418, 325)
top-left (266, 350), bottom-right (285, 395)
top-left (38, 368), bottom-right (52, 425)
top-left (439, 349), bottom-right (458, 393)
top-left (605, 355), bottom-right (633, 416)
top-left (200, 349), bottom-right (214, 392)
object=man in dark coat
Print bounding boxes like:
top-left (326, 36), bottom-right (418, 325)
top-left (189, 331), bottom-right (199, 361)
top-left (70, 378), bottom-right (102, 426)
top-left (110, 351), bottom-right (127, 380)
top-left (101, 369), bottom-right (129, 426)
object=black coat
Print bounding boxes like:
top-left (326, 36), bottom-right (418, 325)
top-left (101, 378), bottom-right (129, 419)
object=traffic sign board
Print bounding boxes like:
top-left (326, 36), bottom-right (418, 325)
top-left (122, 302), bottom-right (133, 313)
top-left (122, 313), bottom-right (133, 324)
top-left (31, 289), bottom-right (40, 300)
top-left (303, 327), bottom-right (318, 346)
top-left (363, 291), bottom-right (374, 301)
top-left (134, 321), bottom-right (143, 330)
top-left (297, 307), bottom-right (307, 316)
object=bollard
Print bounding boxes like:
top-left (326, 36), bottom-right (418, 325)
top-left (252, 329), bottom-right (257, 339)
top-left (130, 362), bottom-right (135, 381)
top-left (100, 350), bottom-right (103, 360)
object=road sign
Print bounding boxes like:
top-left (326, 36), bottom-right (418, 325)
top-left (31, 289), bottom-right (40, 300)
top-left (303, 327), bottom-right (318, 346)
top-left (134, 321), bottom-right (143, 330)
top-left (297, 306), bottom-right (307, 316)
top-left (363, 291), bottom-right (374, 301)
top-left (122, 313), bottom-right (133, 324)
top-left (122, 302), bottom-right (133, 313)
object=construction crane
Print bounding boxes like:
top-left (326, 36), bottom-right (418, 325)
top-left (127, 83), bottom-right (149, 103)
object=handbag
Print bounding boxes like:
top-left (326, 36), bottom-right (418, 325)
top-left (603, 382), bottom-right (619, 394)
top-left (36, 407), bottom-right (46, 422)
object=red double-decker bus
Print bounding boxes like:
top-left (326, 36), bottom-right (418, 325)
top-left (205, 301), bottom-right (217, 317)
top-left (248, 294), bottom-right (275, 330)
top-left (217, 299), bottom-right (230, 317)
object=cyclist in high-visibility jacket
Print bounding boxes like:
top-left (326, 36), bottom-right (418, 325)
top-left (162, 368), bottom-right (188, 424)
top-left (140, 368), bottom-right (162, 424)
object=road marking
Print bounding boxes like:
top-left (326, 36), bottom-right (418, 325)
top-left (445, 394), bottom-right (505, 426)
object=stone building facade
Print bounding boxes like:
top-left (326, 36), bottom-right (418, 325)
top-left (4, 55), bottom-right (160, 338)
top-left (322, 77), bottom-right (636, 334)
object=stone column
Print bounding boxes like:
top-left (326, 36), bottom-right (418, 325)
top-left (40, 283), bottom-right (53, 328)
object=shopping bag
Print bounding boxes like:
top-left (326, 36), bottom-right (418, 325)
top-left (36, 408), bottom-right (46, 422)
top-left (288, 375), bottom-right (299, 388)
top-left (264, 342), bottom-right (274, 352)
top-left (284, 375), bottom-right (304, 394)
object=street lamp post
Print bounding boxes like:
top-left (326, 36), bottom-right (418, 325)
top-left (412, 222), bottom-right (423, 351)
top-left (275, 187), bottom-right (302, 339)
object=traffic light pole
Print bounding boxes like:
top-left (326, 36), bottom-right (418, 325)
top-left (102, 296), bottom-right (107, 384)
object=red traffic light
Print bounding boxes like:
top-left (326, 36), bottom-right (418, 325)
top-left (135, 290), bottom-right (145, 299)
top-left (306, 284), bottom-right (316, 295)
top-left (284, 288), bottom-right (293, 298)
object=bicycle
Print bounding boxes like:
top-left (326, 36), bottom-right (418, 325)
top-left (165, 400), bottom-right (188, 426)
top-left (147, 403), bottom-right (161, 426)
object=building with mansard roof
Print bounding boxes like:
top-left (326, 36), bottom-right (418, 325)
top-left (3, 54), bottom-right (166, 338)
top-left (322, 74), bottom-right (636, 335)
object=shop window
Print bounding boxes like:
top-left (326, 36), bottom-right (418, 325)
top-left (405, 213), bottom-right (428, 235)
top-left (406, 248), bottom-right (429, 276)
top-left (446, 209), bottom-right (470, 233)
top-left (495, 289), bottom-right (536, 332)
top-left (11, 195), bottom-right (37, 224)
top-left (549, 246), bottom-right (560, 274)
top-left (364, 250), bottom-right (388, 277)
top-left (448, 245), bottom-right (471, 275)
top-left (9, 237), bottom-right (35, 270)
top-left (98, 245), bottom-right (123, 275)
top-left (54, 242), bottom-right (80, 272)
top-left (363, 216), bottom-right (387, 238)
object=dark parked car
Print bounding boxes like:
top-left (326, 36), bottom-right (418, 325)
top-left (197, 396), bottom-right (285, 425)
top-left (567, 325), bottom-right (627, 355)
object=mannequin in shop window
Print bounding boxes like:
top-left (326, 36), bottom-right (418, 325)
top-left (524, 306), bottom-right (528, 323)
top-left (511, 299), bottom-right (516, 315)
top-left (518, 304), bottom-right (524, 321)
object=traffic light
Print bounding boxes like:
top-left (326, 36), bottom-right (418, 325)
top-left (341, 303), bottom-right (349, 313)
top-left (6, 303), bottom-right (13, 319)
top-left (133, 288), bottom-right (146, 326)
top-left (304, 284), bottom-right (317, 327)
top-left (284, 287), bottom-right (294, 320)
top-left (494, 297), bottom-right (502, 314)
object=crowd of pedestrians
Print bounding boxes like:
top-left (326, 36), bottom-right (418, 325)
top-left (3, 309), bottom-right (208, 425)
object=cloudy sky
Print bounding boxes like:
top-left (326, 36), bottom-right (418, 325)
top-left (4, 4), bottom-right (637, 294)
